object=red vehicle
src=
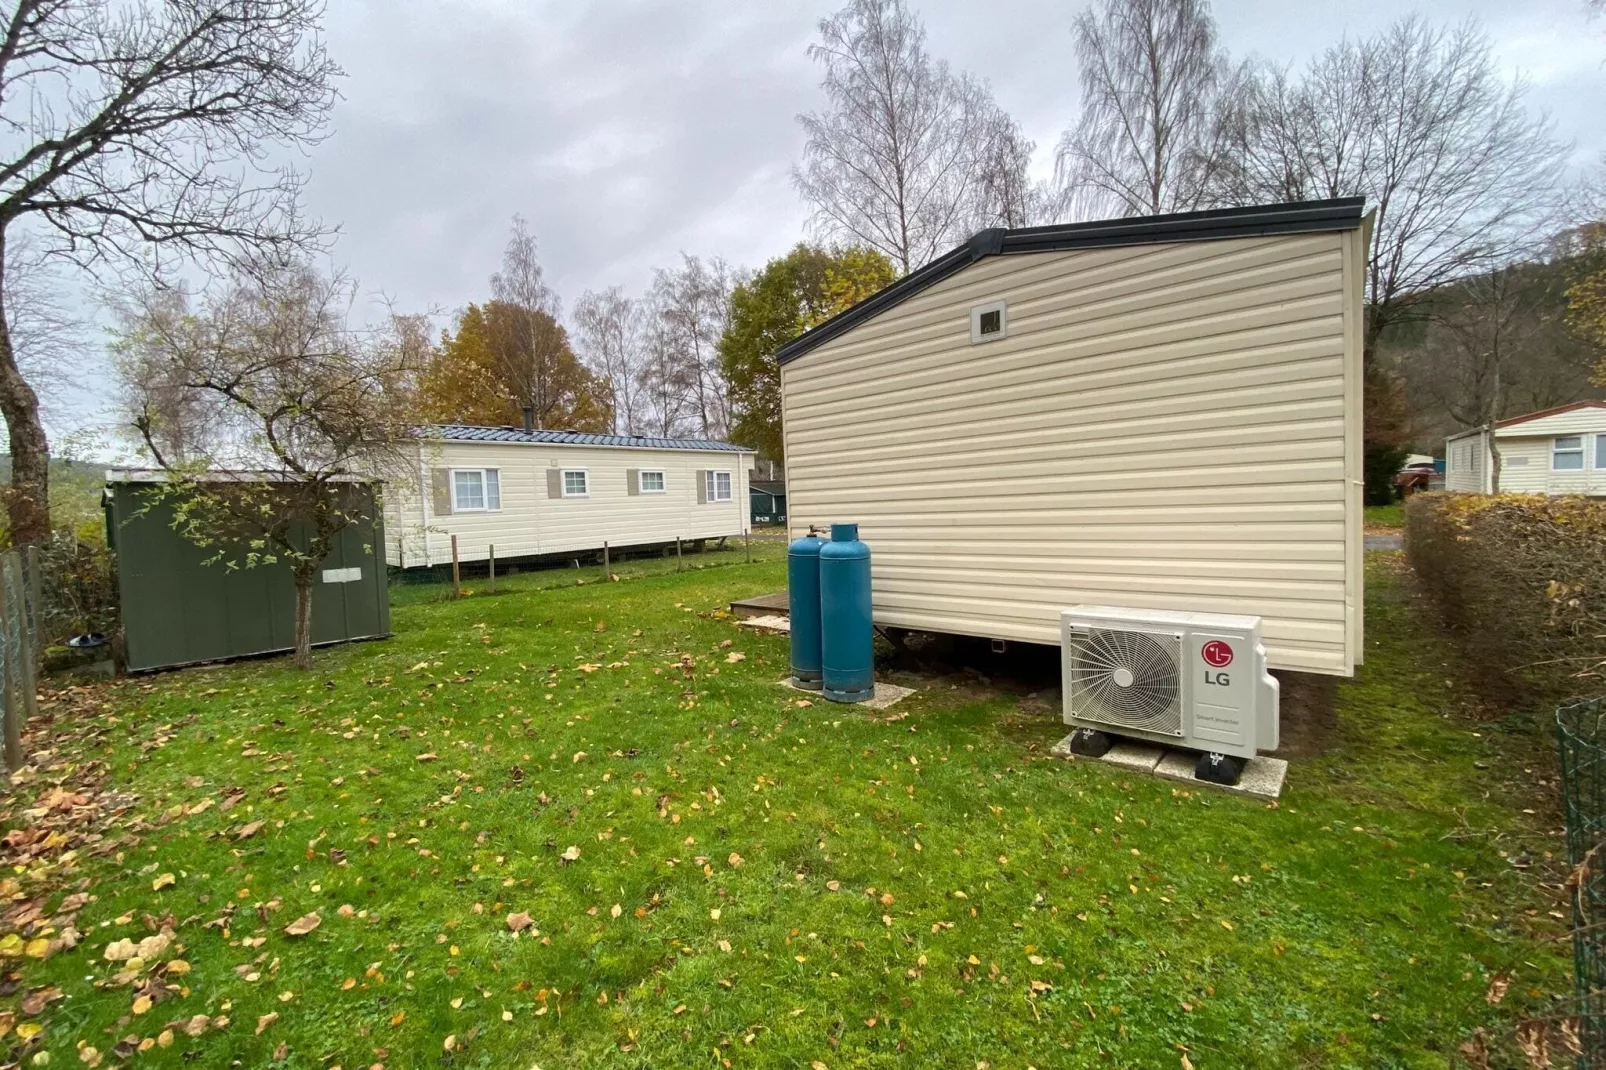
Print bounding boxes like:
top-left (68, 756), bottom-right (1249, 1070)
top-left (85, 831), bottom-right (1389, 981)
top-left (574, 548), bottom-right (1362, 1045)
top-left (1394, 461), bottom-right (1437, 496)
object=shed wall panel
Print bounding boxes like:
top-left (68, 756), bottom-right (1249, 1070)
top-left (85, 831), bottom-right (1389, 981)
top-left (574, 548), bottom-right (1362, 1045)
top-left (781, 232), bottom-right (1362, 675)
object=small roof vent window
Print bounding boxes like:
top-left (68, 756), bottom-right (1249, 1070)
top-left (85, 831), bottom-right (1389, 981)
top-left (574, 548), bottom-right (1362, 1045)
top-left (970, 300), bottom-right (1007, 344)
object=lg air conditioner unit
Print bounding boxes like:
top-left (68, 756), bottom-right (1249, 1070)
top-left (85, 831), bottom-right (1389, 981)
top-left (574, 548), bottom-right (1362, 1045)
top-left (1060, 606), bottom-right (1279, 783)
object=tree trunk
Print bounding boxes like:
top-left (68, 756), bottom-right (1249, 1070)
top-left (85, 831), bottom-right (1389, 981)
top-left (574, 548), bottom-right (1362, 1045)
top-left (0, 242), bottom-right (50, 545)
top-left (293, 572), bottom-right (314, 670)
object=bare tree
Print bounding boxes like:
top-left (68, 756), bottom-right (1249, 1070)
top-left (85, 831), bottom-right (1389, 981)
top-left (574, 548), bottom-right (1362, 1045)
top-left (970, 95), bottom-right (1041, 229)
top-left (112, 260), bottom-right (422, 669)
top-left (636, 300), bottom-right (686, 438)
top-left (651, 255), bottom-right (732, 438)
top-left (794, 0), bottom-right (1033, 273)
top-left (0, 0), bottom-right (340, 545)
top-left (572, 287), bottom-right (643, 435)
top-left (488, 215), bottom-right (573, 428)
top-left (1221, 18), bottom-right (1571, 358)
top-left (1053, 0), bottom-right (1234, 218)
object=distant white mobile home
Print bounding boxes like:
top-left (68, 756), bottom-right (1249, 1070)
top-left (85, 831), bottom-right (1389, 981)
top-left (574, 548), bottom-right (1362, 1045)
top-left (1444, 401), bottom-right (1606, 496)
top-left (385, 425), bottom-right (753, 568)
top-left (777, 199), bottom-right (1370, 678)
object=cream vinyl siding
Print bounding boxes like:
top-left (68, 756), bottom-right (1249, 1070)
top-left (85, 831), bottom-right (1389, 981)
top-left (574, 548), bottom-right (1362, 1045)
top-left (781, 230), bottom-right (1365, 676)
top-left (1444, 431), bottom-right (1488, 493)
top-left (384, 442), bottom-right (751, 568)
top-left (1443, 409), bottom-right (1606, 496)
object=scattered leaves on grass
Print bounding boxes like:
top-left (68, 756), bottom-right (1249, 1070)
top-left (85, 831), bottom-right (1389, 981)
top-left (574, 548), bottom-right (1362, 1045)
top-left (283, 912), bottom-right (321, 937)
top-left (560, 845), bottom-right (581, 863)
top-left (151, 872), bottom-right (175, 891)
top-left (255, 1012), bottom-right (278, 1035)
top-left (507, 912), bottom-right (534, 932)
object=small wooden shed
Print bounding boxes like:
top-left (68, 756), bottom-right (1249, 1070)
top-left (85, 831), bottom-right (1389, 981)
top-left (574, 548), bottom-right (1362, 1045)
top-left (776, 199), bottom-right (1371, 678)
top-left (104, 473), bottom-right (390, 672)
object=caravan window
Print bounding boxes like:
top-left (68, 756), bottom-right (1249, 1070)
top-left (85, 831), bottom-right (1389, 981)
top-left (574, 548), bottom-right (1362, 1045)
top-left (1553, 436), bottom-right (1585, 471)
top-left (451, 469), bottom-right (500, 512)
top-left (704, 470), bottom-right (732, 502)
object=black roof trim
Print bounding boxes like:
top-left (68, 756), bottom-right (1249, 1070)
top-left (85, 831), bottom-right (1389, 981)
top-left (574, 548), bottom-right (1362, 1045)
top-left (774, 198), bottom-right (1366, 366)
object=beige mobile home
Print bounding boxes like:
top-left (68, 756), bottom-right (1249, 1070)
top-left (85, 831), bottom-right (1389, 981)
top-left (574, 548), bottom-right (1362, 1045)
top-left (777, 199), bottom-right (1370, 677)
top-left (1444, 401), bottom-right (1606, 496)
top-left (386, 425), bottom-right (753, 568)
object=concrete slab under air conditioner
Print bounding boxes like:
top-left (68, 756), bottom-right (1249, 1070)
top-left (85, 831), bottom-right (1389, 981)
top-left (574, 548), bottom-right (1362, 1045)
top-left (738, 614), bottom-right (791, 634)
top-left (1152, 751), bottom-right (1288, 799)
top-left (779, 678), bottom-right (914, 711)
top-left (1049, 733), bottom-right (1288, 798)
top-left (1049, 734), bottom-right (1164, 773)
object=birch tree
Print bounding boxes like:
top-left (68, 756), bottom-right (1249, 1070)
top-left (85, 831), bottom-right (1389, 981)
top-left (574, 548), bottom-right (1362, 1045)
top-left (1053, 0), bottom-right (1234, 218)
top-left (650, 255), bottom-right (732, 438)
top-left (572, 287), bottom-right (643, 435)
top-left (488, 215), bottom-right (578, 429)
top-left (794, 0), bottom-right (1036, 273)
top-left (0, 0), bottom-right (340, 544)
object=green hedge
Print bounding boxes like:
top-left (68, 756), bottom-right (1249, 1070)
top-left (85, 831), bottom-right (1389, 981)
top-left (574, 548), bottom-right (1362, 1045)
top-left (1406, 492), bottom-right (1606, 703)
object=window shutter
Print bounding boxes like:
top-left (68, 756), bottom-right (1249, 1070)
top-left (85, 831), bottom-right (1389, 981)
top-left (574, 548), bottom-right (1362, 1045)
top-left (546, 468), bottom-right (562, 498)
top-left (626, 468), bottom-right (639, 496)
top-left (431, 469), bottom-right (453, 515)
top-left (695, 470), bottom-right (707, 504)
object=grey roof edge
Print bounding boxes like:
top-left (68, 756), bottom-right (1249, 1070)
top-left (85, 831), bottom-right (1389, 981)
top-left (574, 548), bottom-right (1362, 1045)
top-left (423, 424), bottom-right (752, 453)
top-left (774, 198), bottom-right (1368, 366)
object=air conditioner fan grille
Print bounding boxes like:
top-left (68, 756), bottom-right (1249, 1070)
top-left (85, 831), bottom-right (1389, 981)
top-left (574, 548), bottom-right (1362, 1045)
top-left (1067, 626), bottom-right (1183, 736)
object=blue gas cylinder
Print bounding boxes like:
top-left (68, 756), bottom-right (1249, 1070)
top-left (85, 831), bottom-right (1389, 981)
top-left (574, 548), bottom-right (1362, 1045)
top-left (820, 522), bottom-right (874, 703)
top-left (787, 529), bottom-right (827, 690)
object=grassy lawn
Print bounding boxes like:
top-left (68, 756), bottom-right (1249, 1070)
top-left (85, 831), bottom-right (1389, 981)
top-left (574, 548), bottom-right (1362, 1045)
top-left (0, 550), bottom-right (1568, 1068)
top-left (1365, 502), bottom-right (1405, 530)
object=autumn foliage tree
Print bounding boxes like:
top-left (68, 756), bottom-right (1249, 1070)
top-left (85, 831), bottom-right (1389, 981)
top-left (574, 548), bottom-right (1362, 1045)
top-left (719, 244), bottom-right (895, 461)
top-left (418, 302), bottom-right (611, 432)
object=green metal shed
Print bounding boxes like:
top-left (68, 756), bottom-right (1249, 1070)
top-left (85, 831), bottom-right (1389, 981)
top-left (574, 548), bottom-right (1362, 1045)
top-left (105, 475), bottom-right (391, 672)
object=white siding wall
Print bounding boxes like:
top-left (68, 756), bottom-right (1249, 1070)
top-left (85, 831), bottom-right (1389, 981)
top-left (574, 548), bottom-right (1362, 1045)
top-left (1493, 432), bottom-right (1606, 496)
top-left (781, 230), bottom-right (1364, 677)
top-left (1444, 433), bottom-right (1487, 493)
top-left (384, 442), bottom-right (751, 568)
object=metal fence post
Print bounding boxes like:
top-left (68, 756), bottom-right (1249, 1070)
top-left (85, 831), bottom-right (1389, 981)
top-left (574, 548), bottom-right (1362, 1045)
top-left (488, 543), bottom-right (496, 593)
top-left (745, 528), bottom-right (751, 563)
top-left (603, 541), bottom-right (609, 578)
top-left (676, 537), bottom-right (682, 572)
top-left (18, 549), bottom-right (37, 727)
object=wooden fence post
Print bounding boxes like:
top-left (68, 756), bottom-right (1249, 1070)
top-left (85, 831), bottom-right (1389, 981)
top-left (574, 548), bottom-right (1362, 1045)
top-left (603, 541), bottom-right (609, 578)
top-left (450, 535), bottom-right (461, 599)
top-left (19, 549), bottom-right (38, 726)
top-left (488, 543), bottom-right (496, 593)
top-left (0, 552), bottom-right (16, 771)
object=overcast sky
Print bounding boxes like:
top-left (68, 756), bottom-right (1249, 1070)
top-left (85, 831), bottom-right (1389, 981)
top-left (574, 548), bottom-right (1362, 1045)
top-left (54, 0), bottom-right (1606, 450)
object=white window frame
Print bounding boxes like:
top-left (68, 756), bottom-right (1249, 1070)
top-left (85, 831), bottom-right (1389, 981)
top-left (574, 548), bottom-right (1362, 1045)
top-left (449, 467), bottom-right (500, 512)
top-left (704, 470), bottom-right (733, 502)
top-left (970, 300), bottom-right (1008, 344)
top-left (1552, 435), bottom-right (1585, 471)
top-left (561, 468), bottom-right (590, 498)
top-left (638, 469), bottom-right (666, 494)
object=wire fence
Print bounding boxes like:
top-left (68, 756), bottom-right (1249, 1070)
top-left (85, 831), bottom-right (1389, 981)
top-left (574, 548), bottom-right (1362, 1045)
top-left (1557, 696), bottom-right (1606, 1067)
top-left (386, 532), bottom-right (787, 607)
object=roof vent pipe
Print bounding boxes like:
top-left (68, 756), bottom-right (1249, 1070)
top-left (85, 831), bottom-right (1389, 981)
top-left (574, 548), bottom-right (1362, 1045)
top-left (522, 406), bottom-right (534, 433)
